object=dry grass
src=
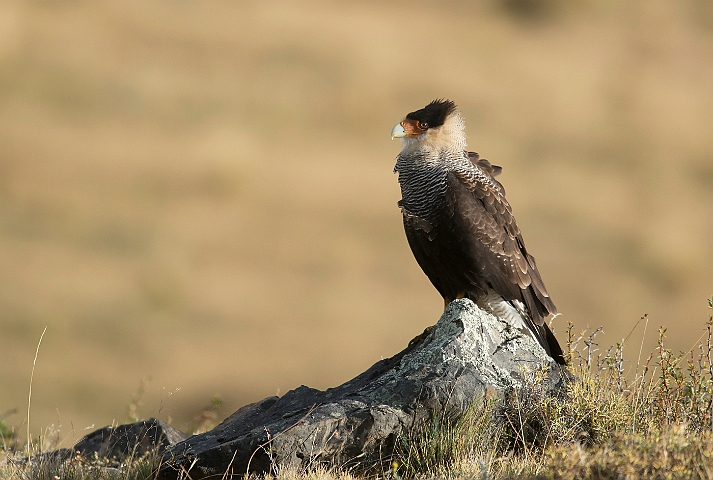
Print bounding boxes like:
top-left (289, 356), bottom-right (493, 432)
top-left (0, 0), bottom-right (712, 448)
top-left (390, 298), bottom-right (713, 479)
top-left (5, 299), bottom-right (713, 479)
top-left (0, 451), bottom-right (160, 480)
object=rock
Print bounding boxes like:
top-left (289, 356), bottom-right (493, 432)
top-left (159, 299), bottom-right (568, 479)
top-left (36, 418), bottom-right (188, 464)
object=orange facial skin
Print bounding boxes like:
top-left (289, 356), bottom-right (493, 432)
top-left (400, 118), bottom-right (427, 137)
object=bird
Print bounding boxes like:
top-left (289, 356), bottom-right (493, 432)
top-left (391, 99), bottom-right (565, 365)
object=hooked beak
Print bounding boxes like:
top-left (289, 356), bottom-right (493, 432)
top-left (391, 123), bottom-right (406, 140)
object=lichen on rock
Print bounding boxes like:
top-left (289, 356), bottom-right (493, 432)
top-left (158, 299), bottom-right (568, 479)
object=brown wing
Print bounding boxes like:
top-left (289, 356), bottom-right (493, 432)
top-left (446, 167), bottom-right (557, 324)
top-left (399, 160), bottom-right (562, 362)
top-left (468, 152), bottom-right (502, 177)
top-left (468, 152), bottom-right (504, 193)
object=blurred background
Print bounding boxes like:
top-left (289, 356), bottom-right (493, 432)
top-left (1, 0), bottom-right (712, 446)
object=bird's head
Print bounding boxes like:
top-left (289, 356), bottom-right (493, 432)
top-left (391, 99), bottom-right (466, 152)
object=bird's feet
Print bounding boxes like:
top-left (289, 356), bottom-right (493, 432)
top-left (443, 292), bottom-right (467, 310)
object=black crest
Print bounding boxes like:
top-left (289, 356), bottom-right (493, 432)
top-left (405, 99), bottom-right (457, 128)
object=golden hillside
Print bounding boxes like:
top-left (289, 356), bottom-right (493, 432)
top-left (0, 0), bottom-right (711, 443)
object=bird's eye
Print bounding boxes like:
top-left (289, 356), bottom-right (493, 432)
top-left (417, 121), bottom-right (429, 130)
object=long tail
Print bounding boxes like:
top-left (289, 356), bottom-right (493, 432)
top-left (523, 312), bottom-right (566, 365)
top-left (542, 322), bottom-right (566, 365)
top-left (473, 291), bottom-right (566, 365)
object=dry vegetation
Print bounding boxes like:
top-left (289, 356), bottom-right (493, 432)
top-left (4, 298), bottom-right (713, 479)
top-left (391, 298), bottom-right (713, 478)
top-left (0, 0), bottom-right (712, 456)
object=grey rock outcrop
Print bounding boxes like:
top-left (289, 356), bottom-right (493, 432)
top-left (34, 418), bottom-right (187, 464)
top-left (159, 299), bottom-right (568, 479)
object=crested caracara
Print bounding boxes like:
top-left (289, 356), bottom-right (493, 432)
top-left (392, 99), bottom-right (564, 364)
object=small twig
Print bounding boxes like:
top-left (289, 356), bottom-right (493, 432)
top-left (221, 449), bottom-right (239, 480)
top-left (635, 314), bottom-right (649, 382)
top-left (179, 463), bottom-right (195, 480)
top-left (26, 326), bottom-right (47, 455)
top-left (245, 403), bottom-right (319, 475)
top-left (707, 312), bottom-right (713, 429)
top-left (566, 321), bottom-right (574, 366)
top-left (658, 327), bottom-right (670, 421)
top-left (582, 327), bottom-right (603, 372)
top-left (152, 451), bottom-right (165, 480)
